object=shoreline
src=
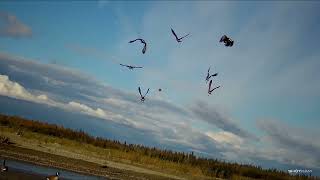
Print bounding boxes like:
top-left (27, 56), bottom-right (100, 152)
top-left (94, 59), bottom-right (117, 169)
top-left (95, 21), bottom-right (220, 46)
top-left (0, 145), bottom-right (179, 180)
top-left (0, 167), bottom-right (44, 180)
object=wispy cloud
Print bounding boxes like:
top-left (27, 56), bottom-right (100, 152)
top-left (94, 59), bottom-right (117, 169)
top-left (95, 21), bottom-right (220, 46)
top-left (0, 12), bottom-right (32, 38)
top-left (190, 100), bottom-right (255, 140)
top-left (258, 120), bottom-right (320, 169)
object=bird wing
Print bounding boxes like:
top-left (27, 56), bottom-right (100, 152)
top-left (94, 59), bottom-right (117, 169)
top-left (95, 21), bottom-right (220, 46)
top-left (208, 80), bottom-right (213, 93)
top-left (129, 39), bottom-right (137, 43)
top-left (134, 66), bottom-right (143, 68)
top-left (219, 35), bottom-right (227, 42)
top-left (144, 88), bottom-right (150, 97)
top-left (138, 87), bottom-right (143, 97)
top-left (138, 39), bottom-right (145, 44)
top-left (211, 86), bottom-right (221, 92)
top-left (206, 67), bottom-right (211, 81)
top-left (180, 33), bottom-right (190, 40)
top-left (120, 64), bottom-right (127, 67)
top-left (209, 73), bottom-right (218, 79)
top-left (142, 43), bottom-right (147, 54)
top-left (171, 28), bottom-right (179, 40)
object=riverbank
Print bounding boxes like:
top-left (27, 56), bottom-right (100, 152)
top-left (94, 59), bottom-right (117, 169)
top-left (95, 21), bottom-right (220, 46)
top-left (0, 125), bottom-right (216, 180)
top-left (0, 166), bottom-right (44, 180)
top-left (1, 114), bottom-right (312, 180)
top-left (0, 145), bottom-right (178, 180)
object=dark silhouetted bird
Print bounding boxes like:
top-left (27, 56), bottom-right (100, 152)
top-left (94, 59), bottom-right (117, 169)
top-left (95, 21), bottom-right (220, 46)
top-left (171, 28), bottom-right (190, 43)
top-left (129, 38), bottom-right (147, 54)
top-left (120, 63), bottom-right (143, 70)
top-left (138, 87), bottom-right (150, 102)
top-left (219, 35), bottom-right (234, 47)
top-left (206, 66), bottom-right (218, 84)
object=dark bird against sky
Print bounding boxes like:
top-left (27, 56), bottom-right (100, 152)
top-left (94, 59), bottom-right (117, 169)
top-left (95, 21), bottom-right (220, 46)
top-left (138, 87), bottom-right (150, 102)
top-left (206, 66), bottom-right (218, 84)
top-left (219, 35), bottom-right (234, 47)
top-left (171, 28), bottom-right (190, 43)
top-left (129, 38), bottom-right (147, 54)
top-left (120, 63), bottom-right (143, 70)
top-left (208, 79), bottom-right (220, 95)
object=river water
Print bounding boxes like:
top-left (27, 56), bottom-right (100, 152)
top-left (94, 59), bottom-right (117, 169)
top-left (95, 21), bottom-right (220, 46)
top-left (3, 159), bottom-right (107, 180)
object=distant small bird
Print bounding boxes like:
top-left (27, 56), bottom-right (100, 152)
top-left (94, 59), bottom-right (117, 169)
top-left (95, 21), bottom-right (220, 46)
top-left (138, 87), bottom-right (150, 102)
top-left (206, 66), bottom-right (218, 84)
top-left (46, 172), bottom-right (59, 180)
top-left (158, 88), bottom-right (162, 92)
top-left (208, 79), bottom-right (220, 95)
top-left (1, 160), bottom-right (8, 172)
top-left (219, 35), bottom-right (234, 47)
top-left (129, 38), bottom-right (147, 54)
top-left (120, 63), bottom-right (143, 70)
top-left (171, 28), bottom-right (190, 43)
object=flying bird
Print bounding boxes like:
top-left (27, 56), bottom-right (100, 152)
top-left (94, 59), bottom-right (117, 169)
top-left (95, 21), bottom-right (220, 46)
top-left (219, 35), bottom-right (234, 47)
top-left (138, 87), bottom-right (150, 102)
top-left (129, 38), bottom-right (147, 54)
top-left (206, 66), bottom-right (218, 83)
top-left (171, 28), bottom-right (190, 43)
top-left (120, 63), bottom-right (143, 70)
top-left (208, 79), bottom-right (221, 95)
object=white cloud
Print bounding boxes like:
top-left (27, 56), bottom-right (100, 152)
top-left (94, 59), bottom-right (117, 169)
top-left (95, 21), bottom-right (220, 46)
top-left (0, 74), bottom-right (134, 126)
top-left (206, 131), bottom-right (244, 148)
top-left (0, 74), bottom-right (45, 103)
top-left (68, 101), bottom-right (107, 118)
top-left (37, 94), bottom-right (48, 101)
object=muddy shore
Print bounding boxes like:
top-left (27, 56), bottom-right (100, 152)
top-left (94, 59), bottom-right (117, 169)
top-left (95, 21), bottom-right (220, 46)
top-left (0, 145), bottom-right (177, 180)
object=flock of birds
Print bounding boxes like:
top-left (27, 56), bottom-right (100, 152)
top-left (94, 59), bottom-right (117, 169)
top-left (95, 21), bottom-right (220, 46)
top-left (0, 30), bottom-right (234, 180)
top-left (122, 28), bottom-right (234, 102)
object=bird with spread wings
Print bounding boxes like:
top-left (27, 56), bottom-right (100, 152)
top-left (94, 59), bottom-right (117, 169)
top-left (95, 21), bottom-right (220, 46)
top-left (138, 87), bottom-right (150, 102)
top-left (206, 66), bottom-right (218, 84)
top-left (208, 79), bottom-right (221, 95)
top-left (120, 63), bottom-right (143, 70)
top-left (171, 28), bottom-right (190, 43)
top-left (129, 38), bottom-right (147, 54)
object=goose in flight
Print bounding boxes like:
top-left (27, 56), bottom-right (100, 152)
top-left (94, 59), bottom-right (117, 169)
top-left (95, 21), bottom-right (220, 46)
top-left (138, 87), bottom-right (150, 102)
top-left (171, 28), bottom-right (190, 43)
top-left (129, 38), bottom-right (147, 54)
top-left (208, 79), bottom-right (221, 95)
top-left (120, 63), bottom-right (143, 70)
top-left (219, 35), bottom-right (234, 47)
top-left (206, 66), bottom-right (218, 83)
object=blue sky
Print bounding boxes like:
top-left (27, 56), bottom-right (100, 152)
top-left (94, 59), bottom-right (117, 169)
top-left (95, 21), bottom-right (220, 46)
top-left (1, 1), bottom-right (320, 175)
